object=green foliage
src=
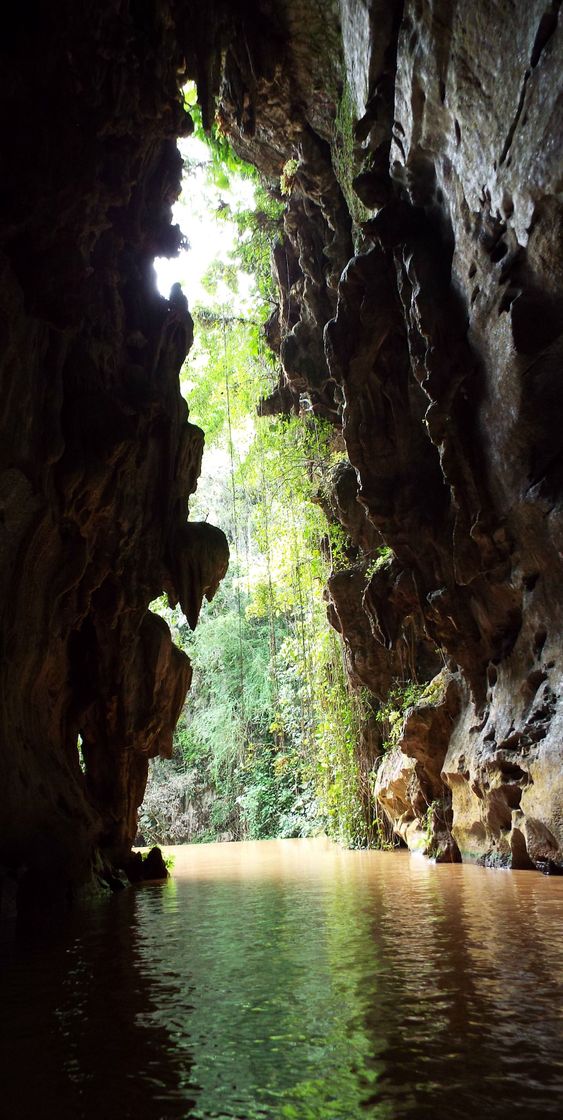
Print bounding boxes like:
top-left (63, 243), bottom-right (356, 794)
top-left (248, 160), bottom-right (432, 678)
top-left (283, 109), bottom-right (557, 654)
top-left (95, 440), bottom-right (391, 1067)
top-left (182, 76), bottom-right (284, 309)
top-left (370, 804), bottom-right (397, 851)
top-left (325, 521), bottom-right (353, 572)
top-left (312, 628), bottom-right (367, 847)
top-left (217, 184), bottom-right (284, 305)
top-left (331, 80), bottom-right (370, 230)
top-left (142, 104), bottom-right (376, 850)
top-left (183, 81), bottom-right (255, 190)
top-left (375, 673), bottom-right (446, 754)
top-left (423, 800), bottom-right (439, 858)
top-left (375, 681), bottom-right (426, 753)
top-left (135, 846), bottom-right (175, 871)
top-left (365, 546), bottom-right (394, 580)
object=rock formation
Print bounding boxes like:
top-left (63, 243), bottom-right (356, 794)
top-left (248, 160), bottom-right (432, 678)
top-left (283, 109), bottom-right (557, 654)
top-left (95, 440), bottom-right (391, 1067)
top-left (0, 0), bottom-right (561, 919)
top-left (0, 1), bottom-right (229, 915)
top-left (215, 0), bottom-right (563, 869)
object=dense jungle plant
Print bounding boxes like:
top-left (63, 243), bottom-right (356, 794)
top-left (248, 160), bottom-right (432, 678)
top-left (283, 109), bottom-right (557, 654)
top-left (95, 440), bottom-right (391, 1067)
top-left (141, 100), bottom-right (381, 849)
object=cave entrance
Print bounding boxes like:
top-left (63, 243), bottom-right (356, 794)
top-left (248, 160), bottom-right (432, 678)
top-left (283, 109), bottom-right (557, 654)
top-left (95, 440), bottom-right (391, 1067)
top-left (139, 104), bottom-right (372, 849)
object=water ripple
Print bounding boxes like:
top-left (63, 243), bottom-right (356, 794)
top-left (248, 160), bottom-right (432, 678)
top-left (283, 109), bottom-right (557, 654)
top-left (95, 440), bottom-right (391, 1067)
top-left (1, 839), bottom-right (563, 1119)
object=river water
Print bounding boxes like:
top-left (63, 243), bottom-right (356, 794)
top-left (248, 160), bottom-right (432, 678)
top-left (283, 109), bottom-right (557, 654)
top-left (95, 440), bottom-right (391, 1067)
top-left (1, 837), bottom-right (563, 1119)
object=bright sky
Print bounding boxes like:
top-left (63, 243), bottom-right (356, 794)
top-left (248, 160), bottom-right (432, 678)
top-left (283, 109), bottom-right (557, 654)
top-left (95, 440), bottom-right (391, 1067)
top-left (153, 136), bottom-right (256, 313)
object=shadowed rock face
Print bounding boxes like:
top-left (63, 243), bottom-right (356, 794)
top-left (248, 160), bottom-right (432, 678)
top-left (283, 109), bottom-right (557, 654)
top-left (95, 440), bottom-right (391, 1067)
top-left (0, 0), bottom-right (561, 910)
top-left (0, 1), bottom-right (229, 910)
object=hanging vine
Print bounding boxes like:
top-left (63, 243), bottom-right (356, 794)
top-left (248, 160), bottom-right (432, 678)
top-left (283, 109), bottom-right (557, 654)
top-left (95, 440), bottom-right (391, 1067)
top-left (222, 315), bottom-right (246, 746)
top-left (142, 126), bottom-right (376, 849)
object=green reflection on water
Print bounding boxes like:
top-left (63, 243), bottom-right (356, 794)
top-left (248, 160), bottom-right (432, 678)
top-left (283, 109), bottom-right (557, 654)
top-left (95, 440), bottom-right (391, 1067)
top-left (5, 842), bottom-right (563, 1119)
top-left (134, 870), bottom-right (392, 1119)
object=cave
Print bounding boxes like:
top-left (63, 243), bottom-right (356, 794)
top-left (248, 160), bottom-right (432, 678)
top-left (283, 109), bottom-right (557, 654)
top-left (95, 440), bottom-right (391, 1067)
top-left (0, 0), bottom-right (562, 927)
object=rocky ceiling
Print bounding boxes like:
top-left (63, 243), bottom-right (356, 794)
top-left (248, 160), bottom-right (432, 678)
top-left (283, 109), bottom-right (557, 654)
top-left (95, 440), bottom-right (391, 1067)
top-left (0, 0), bottom-right (561, 919)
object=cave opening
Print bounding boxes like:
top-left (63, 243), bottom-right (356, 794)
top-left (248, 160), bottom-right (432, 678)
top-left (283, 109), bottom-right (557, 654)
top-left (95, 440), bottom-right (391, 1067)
top-left (139, 101), bottom-right (381, 850)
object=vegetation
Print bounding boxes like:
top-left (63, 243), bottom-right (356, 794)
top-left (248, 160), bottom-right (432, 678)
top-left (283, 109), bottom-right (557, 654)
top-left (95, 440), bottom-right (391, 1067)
top-left (331, 80), bottom-right (370, 231)
top-left (143, 88), bottom-right (447, 854)
top-left (365, 546), bottom-right (394, 580)
top-left (141, 410), bottom-right (371, 847)
top-left (374, 672), bottom-right (447, 754)
top-left (141, 117), bottom-right (373, 849)
top-left (280, 158), bottom-right (300, 196)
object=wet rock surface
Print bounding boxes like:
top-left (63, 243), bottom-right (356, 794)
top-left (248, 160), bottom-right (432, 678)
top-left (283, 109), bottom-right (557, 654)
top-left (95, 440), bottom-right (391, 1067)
top-left (215, 0), bottom-right (562, 867)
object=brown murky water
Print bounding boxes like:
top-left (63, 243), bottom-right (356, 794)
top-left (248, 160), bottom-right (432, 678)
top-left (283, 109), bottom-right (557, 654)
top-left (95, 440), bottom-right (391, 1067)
top-left (1, 837), bottom-right (563, 1119)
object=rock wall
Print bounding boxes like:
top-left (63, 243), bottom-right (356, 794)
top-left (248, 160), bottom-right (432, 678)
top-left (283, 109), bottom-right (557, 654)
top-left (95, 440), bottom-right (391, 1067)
top-left (0, 1), bottom-right (228, 913)
top-left (215, 0), bottom-right (563, 868)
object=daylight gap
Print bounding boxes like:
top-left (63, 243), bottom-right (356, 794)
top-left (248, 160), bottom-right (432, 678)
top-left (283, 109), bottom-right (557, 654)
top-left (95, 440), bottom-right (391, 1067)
top-left (139, 99), bottom-right (371, 849)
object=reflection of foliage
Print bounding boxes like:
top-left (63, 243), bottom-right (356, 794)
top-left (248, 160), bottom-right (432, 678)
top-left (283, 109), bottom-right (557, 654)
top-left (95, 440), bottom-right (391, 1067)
top-left (154, 861), bottom-right (391, 1120)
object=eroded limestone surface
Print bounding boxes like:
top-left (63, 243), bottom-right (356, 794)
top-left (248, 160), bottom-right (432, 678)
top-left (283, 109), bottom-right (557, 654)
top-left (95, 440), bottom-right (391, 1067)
top-left (215, 0), bottom-right (562, 868)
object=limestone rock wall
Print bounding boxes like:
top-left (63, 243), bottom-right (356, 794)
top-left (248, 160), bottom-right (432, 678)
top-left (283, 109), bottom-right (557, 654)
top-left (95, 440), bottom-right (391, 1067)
top-left (216, 0), bottom-right (563, 868)
top-left (0, 1), bottom-right (228, 909)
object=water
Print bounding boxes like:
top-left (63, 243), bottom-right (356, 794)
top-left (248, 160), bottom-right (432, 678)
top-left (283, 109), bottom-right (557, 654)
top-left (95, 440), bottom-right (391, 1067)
top-left (1, 838), bottom-right (563, 1119)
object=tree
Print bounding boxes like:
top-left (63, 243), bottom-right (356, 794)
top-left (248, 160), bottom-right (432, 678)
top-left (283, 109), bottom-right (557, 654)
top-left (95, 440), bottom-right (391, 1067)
top-left (142, 119), bottom-right (370, 848)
